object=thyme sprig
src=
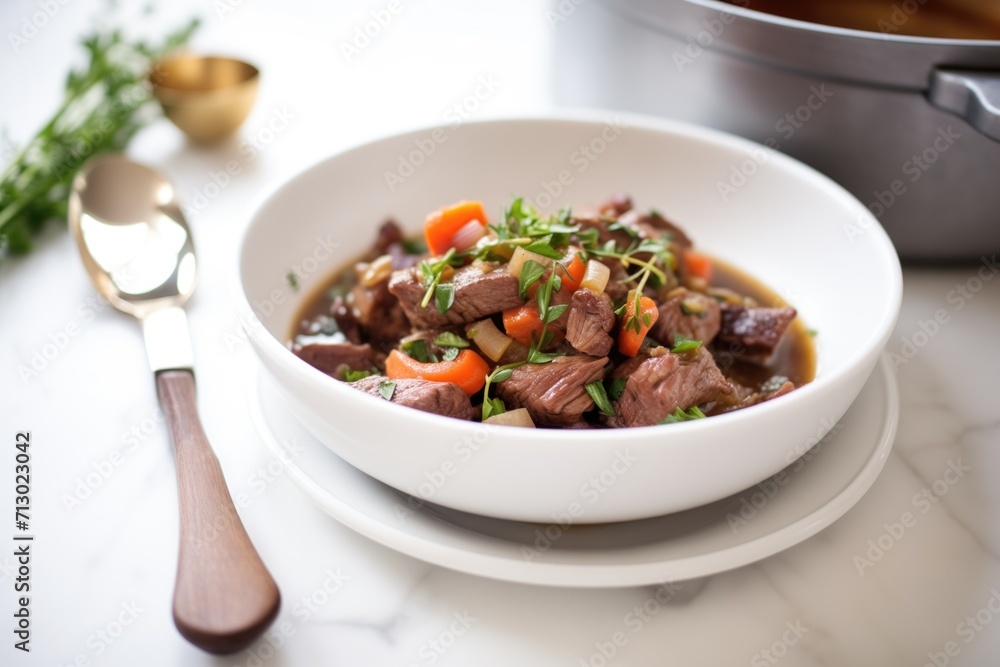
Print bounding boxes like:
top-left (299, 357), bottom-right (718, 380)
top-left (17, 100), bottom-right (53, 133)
top-left (0, 17), bottom-right (200, 260)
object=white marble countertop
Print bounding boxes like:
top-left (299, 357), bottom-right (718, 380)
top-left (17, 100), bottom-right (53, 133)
top-left (3, 1), bottom-right (1000, 665)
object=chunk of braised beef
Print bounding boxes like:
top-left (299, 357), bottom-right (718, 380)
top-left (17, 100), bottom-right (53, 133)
top-left (294, 342), bottom-right (382, 379)
top-left (717, 305), bottom-right (797, 356)
top-left (366, 220), bottom-right (404, 260)
top-left (650, 288), bottom-right (721, 347)
top-left (349, 375), bottom-right (475, 421)
top-left (351, 279), bottom-right (410, 346)
top-left (331, 295), bottom-right (362, 344)
top-left (598, 192), bottom-right (633, 217)
top-left (719, 377), bottom-right (796, 413)
top-left (572, 211), bottom-right (635, 251)
top-left (566, 289), bottom-right (616, 357)
top-left (606, 347), bottom-right (733, 428)
top-left (496, 355), bottom-right (609, 427)
top-left (387, 243), bottom-right (421, 270)
top-left (615, 209), bottom-right (692, 249)
top-left (388, 263), bottom-right (524, 329)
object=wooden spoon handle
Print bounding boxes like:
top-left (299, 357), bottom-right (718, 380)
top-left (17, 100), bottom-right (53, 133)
top-left (156, 369), bottom-right (280, 654)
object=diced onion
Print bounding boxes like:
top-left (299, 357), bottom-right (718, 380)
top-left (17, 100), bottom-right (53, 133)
top-left (484, 407), bottom-right (536, 428)
top-left (580, 259), bottom-right (611, 294)
top-left (507, 246), bottom-right (552, 278)
top-left (451, 220), bottom-right (487, 251)
top-left (466, 318), bottom-right (513, 362)
top-left (360, 254), bottom-right (393, 287)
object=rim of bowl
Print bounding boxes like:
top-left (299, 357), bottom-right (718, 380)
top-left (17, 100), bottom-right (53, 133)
top-left (231, 109), bottom-right (903, 443)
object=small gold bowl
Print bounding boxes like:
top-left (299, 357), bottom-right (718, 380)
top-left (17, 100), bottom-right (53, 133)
top-left (150, 55), bottom-right (260, 144)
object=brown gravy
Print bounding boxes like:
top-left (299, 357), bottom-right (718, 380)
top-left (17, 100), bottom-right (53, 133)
top-left (727, 0), bottom-right (1000, 40)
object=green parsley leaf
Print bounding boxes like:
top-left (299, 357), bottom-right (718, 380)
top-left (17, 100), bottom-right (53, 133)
top-left (442, 347), bottom-right (460, 361)
top-left (670, 336), bottom-right (702, 354)
top-left (527, 348), bottom-right (561, 364)
top-left (518, 259), bottom-right (547, 299)
top-left (659, 406), bottom-right (706, 424)
top-left (543, 303), bottom-right (568, 324)
top-left (524, 238), bottom-right (563, 259)
top-left (378, 380), bottom-right (396, 401)
top-left (607, 221), bottom-right (639, 238)
top-left (343, 369), bottom-right (373, 382)
top-left (433, 332), bottom-right (469, 348)
top-left (285, 272), bottom-right (300, 291)
top-left (420, 248), bottom-right (457, 310)
top-left (482, 396), bottom-right (507, 420)
top-left (435, 282), bottom-right (455, 315)
top-left (585, 381), bottom-right (616, 417)
top-left (607, 377), bottom-right (628, 402)
top-left (402, 339), bottom-right (437, 363)
top-left (491, 368), bottom-right (515, 384)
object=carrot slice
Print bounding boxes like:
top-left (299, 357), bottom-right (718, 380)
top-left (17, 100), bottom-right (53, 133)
top-left (558, 253), bottom-right (586, 293)
top-left (502, 303), bottom-right (564, 348)
top-left (502, 303), bottom-right (546, 347)
top-left (684, 250), bottom-right (713, 283)
top-left (385, 349), bottom-right (489, 396)
top-left (617, 293), bottom-right (660, 357)
top-left (424, 201), bottom-right (489, 256)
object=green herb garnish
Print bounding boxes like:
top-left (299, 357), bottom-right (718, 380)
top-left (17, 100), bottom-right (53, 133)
top-left (607, 377), bottom-right (628, 402)
top-left (442, 347), bottom-right (460, 361)
top-left (518, 259), bottom-right (547, 299)
top-left (482, 396), bottom-right (507, 421)
top-left (0, 17), bottom-right (200, 259)
top-left (378, 380), bottom-right (396, 401)
top-left (343, 369), bottom-right (373, 382)
top-left (286, 272), bottom-right (300, 291)
top-left (481, 366), bottom-right (516, 420)
top-left (585, 381), bottom-right (616, 417)
top-left (585, 235), bottom-right (673, 335)
top-left (670, 336), bottom-right (702, 355)
top-left (434, 282), bottom-right (455, 315)
top-left (433, 332), bottom-right (469, 349)
top-left (402, 339), bottom-right (437, 363)
top-left (419, 248), bottom-right (458, 314)
top-left (659, 406), bottom-right (706, 424)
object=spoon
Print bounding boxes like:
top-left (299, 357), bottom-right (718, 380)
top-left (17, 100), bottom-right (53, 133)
top-left (68, 154), bottom-right (280, 654)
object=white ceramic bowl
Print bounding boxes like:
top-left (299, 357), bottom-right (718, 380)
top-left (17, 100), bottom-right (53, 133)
top-left (234, 113), bottom-right (902, 523)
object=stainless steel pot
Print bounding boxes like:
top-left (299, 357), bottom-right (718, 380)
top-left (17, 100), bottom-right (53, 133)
top-left (552, 0), bottom-right (1000, 260)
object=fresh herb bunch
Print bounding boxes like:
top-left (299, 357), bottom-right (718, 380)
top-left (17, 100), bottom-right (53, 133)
top-left (0, 18), bottom-right (200, 259)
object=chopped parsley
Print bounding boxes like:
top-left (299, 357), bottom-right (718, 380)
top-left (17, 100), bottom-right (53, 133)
top-left (378, 380), bottom-right (396, 401)
top-left (419, 248), bottom-right (459, 315)
top-left (402, 339), bottom-right (437, 363)
top-left (607, 377), bottom-right (628, 402)
top-left (585, 381), bottom-right (616, 417)
top-left (659, 406), bottom-right (706, 424)
top-left (518, 259), bottom-right (547, 299)
top-left (433, 332), bottom-right (469, 348)
top-left (670, 336), bottom-right (702, 355)
top-left (285, 272), bottom-right (300, 291)
top-left (342, 369), bottom-right (373, 382)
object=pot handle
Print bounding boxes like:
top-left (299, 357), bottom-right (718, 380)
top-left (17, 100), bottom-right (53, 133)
top-left (929, 69), bottom-right (1000, 143)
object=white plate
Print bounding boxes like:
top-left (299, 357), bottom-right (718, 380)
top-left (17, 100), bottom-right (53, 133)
top-left (248, 357), bottom-right (898, 588)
